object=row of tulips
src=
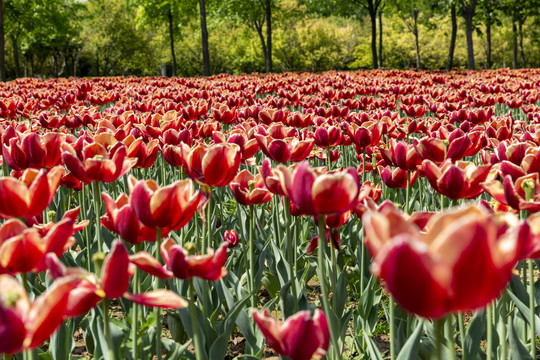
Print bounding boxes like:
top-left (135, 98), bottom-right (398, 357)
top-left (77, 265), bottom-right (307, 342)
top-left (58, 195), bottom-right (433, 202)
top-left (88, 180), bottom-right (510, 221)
top-left (0, 69), bottom-right (539, 360)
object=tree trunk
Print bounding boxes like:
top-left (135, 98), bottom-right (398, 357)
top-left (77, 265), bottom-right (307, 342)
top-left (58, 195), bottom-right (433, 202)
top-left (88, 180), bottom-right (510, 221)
top-left (11, 35), bottom-right (20, 78)
top-left (378, 10), bottom-right (383, 68)
top-left (486, 21), bottom-right (491, 69)
top-left (96, 47), bottom-right (100, 76)
top-left (0, 0), bottom-right (6, 81)
top-left (255, 25), bottom-right (268, 71)
top-left (518, 19), bottom-right (525, 68)
top-left (462, 0), bottom-right (477, 70)
top-left (512, 21), bottom-right (517, 69)
top-left (198, 0), bottom-right (210, 76)
top-left (168, 9), bottom-right (177, 77)
top-left (265, 0), bottom-right (273, 73)
top-left (369, 9), bottom-right (378, 69)
top-left (446, 4), bottom-right (457, 71)
top-left (413, 9), bottom-right (420, 69)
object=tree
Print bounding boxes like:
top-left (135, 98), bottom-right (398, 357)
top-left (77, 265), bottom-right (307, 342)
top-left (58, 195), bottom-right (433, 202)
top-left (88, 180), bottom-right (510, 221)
top-left (221, 0), bottom-right (277, 73)
top-left (354, 0), bottom-right (383, 69)
top-left (460, 0), bottom-right (477, 69)
top-left (0, 0), bottom-right (5, 81)
top-left (477, 0), bottom-right (502, 68)
top-left (199, 0), bottom-right (210, 75)
top-left (389, 0), bottom-right (432, 69)
top-left (138, 0), bottom-right (190, 77)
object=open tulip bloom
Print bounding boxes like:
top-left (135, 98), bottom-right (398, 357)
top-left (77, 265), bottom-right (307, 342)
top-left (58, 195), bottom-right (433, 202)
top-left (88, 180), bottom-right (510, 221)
top-left (363, 203), bottom-right (528, 318)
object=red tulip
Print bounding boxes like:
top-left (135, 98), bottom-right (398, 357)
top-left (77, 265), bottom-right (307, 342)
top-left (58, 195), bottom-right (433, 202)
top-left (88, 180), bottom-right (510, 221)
top-left (0, 274), bottom-right (80, 354)
top-left (122, 135), bottom-right (160, 168)
top-left (255, 134), bottom-right (314, 163)
top-left (0, 166), bottom-right (63, 218)
top-left (284, 161), bottom-right (360, 217)
top-left (378, 165), bottom-right (418, 189)
top-left (61, 133), bottom-right (137, 184)
top-left (346, 121), bottom-right (382, 150)
top-left (251, 308), bottom-right (329, 360)
top-left (229, 169), bottom-right (273, 206)
top-left (46, 240), bottom-right (187, 317)
top-left (161, 238), bottom-right (228, 281)
top-left (482, 173), bottom-right (540, 212)
top-left (129, 175), bottom-right (201, 230)
top-left (363, 203), bottom-right (528, 318)
top-left (380, 139), bottom-right (422, 171)
top-left (312, 125), bottom-right (342, 148)
top-left (224, 229), bottom-right (239, 248)
top-left (2, 132), bottom-right (71, 171)
top-left (101, 192), bottom-right (170, 244)
top-left (180, 142), bottom-right (241, 187)
top-left (422, 159), bottom-right (493, 200)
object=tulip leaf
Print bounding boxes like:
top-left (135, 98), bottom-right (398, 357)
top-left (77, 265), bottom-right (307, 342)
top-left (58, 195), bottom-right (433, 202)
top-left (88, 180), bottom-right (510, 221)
top-left (364, 334), bottom-right (385, 360)
top-left (463, 311), bottom-right (486, 360)
top-left (49, 318), bottom-right (77, 360)
top-left (162, 338), bottom-right (192, 360)
top-left (508, 276), bottom-right (540, 337)
top-left (508, 319), bottom-right (533, 360)
top-left (396, 319), bottom-right (424, 360)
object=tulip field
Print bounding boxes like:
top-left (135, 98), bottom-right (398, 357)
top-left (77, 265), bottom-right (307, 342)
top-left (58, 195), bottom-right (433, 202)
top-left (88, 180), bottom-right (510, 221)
top-left (1, 69), bottom-right (540, 360)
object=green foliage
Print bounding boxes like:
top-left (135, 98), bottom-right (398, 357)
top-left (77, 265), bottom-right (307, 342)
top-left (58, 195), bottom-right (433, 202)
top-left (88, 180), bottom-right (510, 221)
top-left (0, 0), bottom-right (538, 78)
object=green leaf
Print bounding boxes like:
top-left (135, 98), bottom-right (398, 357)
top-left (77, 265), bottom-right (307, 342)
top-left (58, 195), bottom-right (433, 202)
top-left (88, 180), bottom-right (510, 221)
top-left (49, 318), bottom-right (76, 360)
top-left (396, 319), bottom-right (423, 360)
top-left (508, 318), bottom-right (533, 360)
top-left (464, 311), bottom-right (486, 360)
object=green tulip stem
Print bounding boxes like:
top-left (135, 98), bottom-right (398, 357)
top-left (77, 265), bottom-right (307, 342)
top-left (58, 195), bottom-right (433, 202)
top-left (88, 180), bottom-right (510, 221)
top-left (189, 279), bottom-right (204, 360)
top-left (389, 296), bottom-right (396, 360)
top-left (529, 259), bottom-right (536, 358)
top-left (131, 242), bottom-right (142, 360)
top-left (102, 299), bottom-right (116, 360)
top-left (154, 228), bottom-right (163, 360)
top-left (434, 317), bottom-right (445, 360)
top-left (79, 186), bottom-right (92, 271)
top-left (446, 316), bottom-right (456, 360)
top-left (249, 205), bottom-right (256, 309)
top-left (362, 147), bottom-right (366, 184)
top-left (317, 215), bottom-right (339, 359)
top-left (284, 202), bottom-right (298, 313)
top-left (405, 170), bottom-right (411, 214)
top-left (457, 313), bottom-right (466, 360)
top-left (486, 303), bottom-right (493, 360)
top-left (92, 181), bottom-right (103, 253)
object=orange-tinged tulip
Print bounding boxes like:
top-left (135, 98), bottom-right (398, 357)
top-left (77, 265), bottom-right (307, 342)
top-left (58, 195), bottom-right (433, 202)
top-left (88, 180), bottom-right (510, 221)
top-left (0, 274), bottom-right (78, 354)
top-left (61, 133), bottom-right (137, 184)
top-left (180, 142), bottom-right (241, 187)
top-left (101, 192), bottom-right (170, 244)
top-left (363, 203), bottom-right (528, 318)
top-left (46, 240), bottom-right (187, 317)
top-left (0, 166), bottom-right (63, 218)
top-left (128, 176), bottom-right (201, 230)
top-left (229, 169), bottom-right (273, 206)
top-left (482, 173), bottom-right (540, 212)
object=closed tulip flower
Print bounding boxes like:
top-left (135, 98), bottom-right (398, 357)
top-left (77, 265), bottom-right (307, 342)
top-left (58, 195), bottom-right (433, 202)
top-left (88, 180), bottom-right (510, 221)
top-left (2, 132), bottom-right (70, 171)
top-left (251, 308), bottom-right (329, 360)
top-left (363, 203), bottom-right (528, 318)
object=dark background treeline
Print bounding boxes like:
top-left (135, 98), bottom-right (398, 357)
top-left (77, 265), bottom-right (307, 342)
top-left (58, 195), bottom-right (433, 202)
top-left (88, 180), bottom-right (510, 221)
top-left (0, 0), bottom-right (538, 80)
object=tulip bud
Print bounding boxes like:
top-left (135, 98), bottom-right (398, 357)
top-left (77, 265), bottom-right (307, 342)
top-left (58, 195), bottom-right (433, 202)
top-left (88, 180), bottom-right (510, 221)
top-left (224, 230), bottom-right (239, 248)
